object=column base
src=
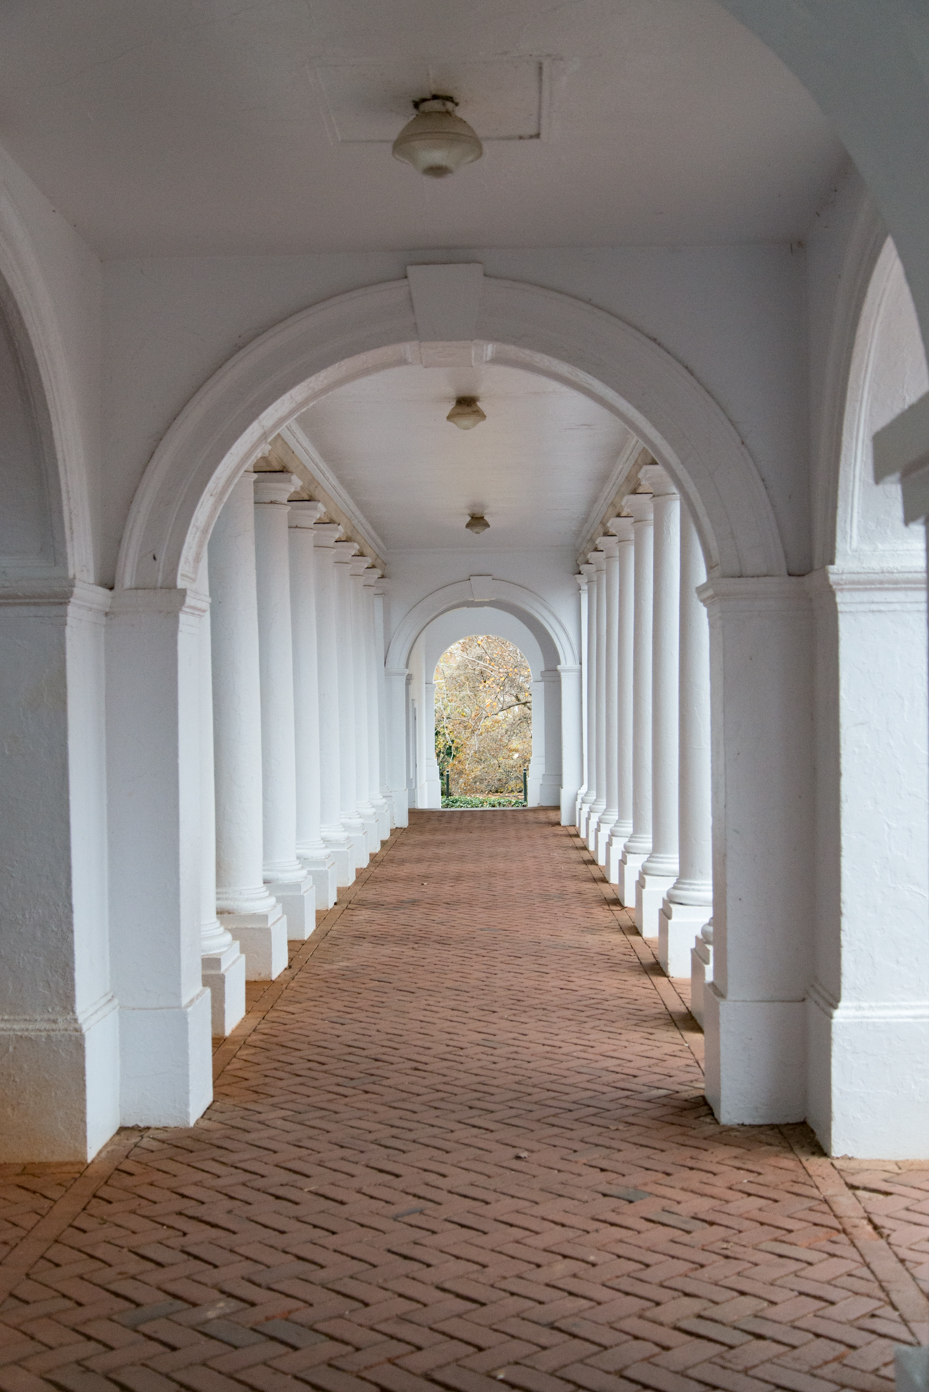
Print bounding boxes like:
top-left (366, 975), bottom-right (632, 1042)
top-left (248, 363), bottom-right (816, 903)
top-left (372, 795), bottom-right (391, 841)
top-left (586, 804), bottom-right (605, 852)
top-left (266, 875), bottom-right (315, 941)
top-left (299, 849), bottom-right (338, 910)
top-left (219, 901), bottom-right (288, 979)
top-left (120, 989), bottom-right (213, 1128)
top-left (539, 775), bottom-right (561, 808)
top-left (691, 927), bottom-right (713, 1029)
top-left (202, 942), bottom-right (247, 1036)
top-left (807, 986), bottom-right (929, 1158)
top-left (658, 899), bottom-right (709, 978)
top-left (617, 848), bottom-right (647, 907)
top-left (578, 799), bottom-right (594, 839)
top-left (704, 985), bottom-right (806, 1124)
top-left (359, 810), bottom-right (380, 851)
top-left (595, 815), bottom-right (618, 868)
top-left (342, 817), bottom-right (368, 869)
top-left (636, 869), bottom-right (676, 936)
top-left (0, 997), bottom-right (120, 1162)
top-left (322, 830), bottom-right (355, 888)
top-left (605, 823), bottom-right (631, 888)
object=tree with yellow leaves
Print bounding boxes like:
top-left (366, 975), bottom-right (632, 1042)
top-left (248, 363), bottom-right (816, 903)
top-left (434, 635), bottom-right (532, 798)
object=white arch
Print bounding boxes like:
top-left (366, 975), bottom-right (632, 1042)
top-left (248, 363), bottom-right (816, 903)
top-left (116, 276), bottom-right (786, 592)
top-left (386, 579), bottom-right (574, 673)
top-left (422, 608), bottom-right (545, 682)
top-left (0, 175), bottom-right (94, 581)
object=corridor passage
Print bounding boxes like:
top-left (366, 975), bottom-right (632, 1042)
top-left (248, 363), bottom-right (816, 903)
top-left (1, 811), bottom-right (927, 1392)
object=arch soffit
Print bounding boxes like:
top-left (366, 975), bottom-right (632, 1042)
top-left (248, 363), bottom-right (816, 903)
top-left (0, 177), bottom-right (93, 582)
top-left (117, 275), bottom-right (787, 592)
top-left (420, 605), bottom-right (549, 681)
top-left (387, 581), bottom-right (574, 673)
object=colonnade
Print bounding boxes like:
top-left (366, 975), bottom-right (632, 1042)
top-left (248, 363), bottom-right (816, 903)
top-left (575, 464), bottom-right (713, 990)
top-left (202, 467), bottom-right (392, 1036)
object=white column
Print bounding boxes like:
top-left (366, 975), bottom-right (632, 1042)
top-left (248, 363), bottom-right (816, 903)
top-left (807, 568), bottom-right (929, 1157)
top-left (595, 535), bottom-right (621, 866)
top-left (253, 473), bottom-right (315, 940)
top-left (350, 557), bottom-right (379, 845)
top-left (209, 472), bottom-right (288, 980)
top-left (558, 663), bottom-right (583, 825)
top-left (702, 577), bottom-right (813, 1125)
top-left (332, 539), bottom-right (369, 861)
top-left (578, 561), bottom-right (598, 836)
top-left (606, 517), bottom-right (635, 886)
top-left (374, 584), bottom-right (397, 827)
top-left (313, 522), bottom-right (356, 886)
top-left (109, 587), bottom-right (212, 1128)
top-left (586, 547), bottom-right (608, 851)
top-left (691, 919), bottom-right (714, 1030)
top-left (385, 666), bottom-right (411, 826)
top-left (196, 554), bottom-right (246, 1036)
top-left (526, 678), bottom-right (545, 805)
top-left (423, 674), bottom-right (443, 807)
top-left (363, 572), bottom-right (390, 840)
top-left (574, 573), bottom-right (589, 824)
top-left (289, 501), bottom-right (337, 910)
top-left (540, 669), bottom-right (562, 806)
top-left (637, 468), bottom-right (681, 935)
top-left (618, 494), bottom-right (654, 905)
top-left (661, 506), bottom-right (713, 976)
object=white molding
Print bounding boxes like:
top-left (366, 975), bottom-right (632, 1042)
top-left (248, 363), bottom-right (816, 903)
top-left (386, 576), bottom-right (575, 669)
top-left (808, 979), bottom-right (929, 1024)
top-left (280, 420), bottom-right (389, 560)
top-left (575, 432), bottom-right (640, 555)
top-left (116, 275), bottom-right (787, 594)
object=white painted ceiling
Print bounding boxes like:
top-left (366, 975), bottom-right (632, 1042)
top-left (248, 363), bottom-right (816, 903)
top-left (0, 0), bottom-right (844, 257)
top-left (293, 362), bottom-right (633, 552)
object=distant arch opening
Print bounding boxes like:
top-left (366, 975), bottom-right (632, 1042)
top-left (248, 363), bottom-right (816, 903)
top-left (435, 636), bottom-right (533, 808)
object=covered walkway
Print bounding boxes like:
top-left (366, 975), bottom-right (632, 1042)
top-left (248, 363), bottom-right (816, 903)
top-left (0, 812), bottom-right (926, 1391)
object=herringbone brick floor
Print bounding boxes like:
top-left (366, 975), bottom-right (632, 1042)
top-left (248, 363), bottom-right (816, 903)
top-left (1, 810), bottom-right (927, 1392)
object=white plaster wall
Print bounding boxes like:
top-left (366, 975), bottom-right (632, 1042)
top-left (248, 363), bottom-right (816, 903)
top-left (102, 244), bottom-right (811, 584)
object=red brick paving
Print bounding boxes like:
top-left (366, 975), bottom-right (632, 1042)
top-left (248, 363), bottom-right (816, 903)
top-left (0, 809), bottom-right (926, 1392)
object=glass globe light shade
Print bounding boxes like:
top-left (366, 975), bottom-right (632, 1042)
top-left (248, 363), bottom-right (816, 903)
top-left (392, 97), bottom-right (483, 178)
top-left (446, 396), bottom-right (487, 429)
top-left (466, 513), bottom-right (490, 535)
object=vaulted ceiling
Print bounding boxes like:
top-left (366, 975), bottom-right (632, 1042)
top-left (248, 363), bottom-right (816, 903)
top-left (0, 0), bottom-right (844, 257)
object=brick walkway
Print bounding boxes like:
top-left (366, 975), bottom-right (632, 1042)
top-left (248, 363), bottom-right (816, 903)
top-left (1, 809), bottom-right (927, 1392)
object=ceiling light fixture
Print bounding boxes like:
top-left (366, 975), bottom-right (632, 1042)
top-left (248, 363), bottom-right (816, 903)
top-left (466, 513), bottom-right (490, 535)
top-left (446, 396), bottom-right (486, 429)
top-left (392, 96), bottom-right (483, 178)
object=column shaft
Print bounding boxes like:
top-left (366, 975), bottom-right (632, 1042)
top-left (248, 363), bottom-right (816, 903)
top-left (586, 550), bottom-right (608, 850)
top-left (637, 472), bottom-right (681, 935)
top-left (618, 495), bottom-right (654, 905)
top-left (595, 536), bottom-right (621, 865)
top-left (313, 523), bottom-right (356, 886)
top-left (289, 501), bottom-right (337, 909)
top-left (209, 472), bottom-right (287, 979)
top-left (350, 559), bottom-right (378, 845)
top-left (364, 576), bottom-right (390, 840)
top-left (574, 573), bottom-right (589, 825)
top-left (332, 539), bottom-right (368, 862)
top-left (661, 506), bottom-right (713, 976)
top-left (606, 518), bottom-right (635, 885)
top-left (578, 563), bottom-right (597, 835)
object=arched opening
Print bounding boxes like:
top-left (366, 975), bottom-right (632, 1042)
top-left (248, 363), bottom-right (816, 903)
top-left (434, 635), bottom-right (533, 807)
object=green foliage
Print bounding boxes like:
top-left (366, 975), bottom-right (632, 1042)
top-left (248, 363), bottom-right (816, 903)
top-left (441, 795), bottom-right (526, 808)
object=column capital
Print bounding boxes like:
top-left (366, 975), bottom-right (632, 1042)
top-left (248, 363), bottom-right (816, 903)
top-left (349, 556), bottom-right (372, 577)
top-left (312, 521), bottom-right (343, 547)
top-left (622, 493), bottom-right (654, 523)
top-left (253, 472), bottom-right (298, 505)
top-left (575, 572), bottom-right (589, 591)
top-left (597, 534), bottom-right (620, 557)
top-left (606, 516), bottom-right (634, 543)
top-left (588, 548), bottom-right (607, 569)
top-left (639, 463), bottom-right (677, 497)
top-left (288, 500), bottom-right (326, 529)
top-left (333, 538), bottom-right (360, 564)
top-left (579, 563), bottom-right (596, 579)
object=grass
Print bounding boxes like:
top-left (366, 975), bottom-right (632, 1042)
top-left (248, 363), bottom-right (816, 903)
top-left (441, 794), bottom-right (527, 809)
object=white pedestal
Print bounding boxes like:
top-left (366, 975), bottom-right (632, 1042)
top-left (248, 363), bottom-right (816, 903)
top-left (300, 851), bottom-right (338, 910)
top-left (691, 922), bottom-right (713, 1028)
top-left (618, 848), bottom-right (646, 906)
top-left (636, 867), bottom-right (675, 937)
top-left (120, 989), bottom-right (213, 1128)
top-left (220, 900), bottom-right (288, 979)
top-left (658, 899), bottom-right (708, 978)
top-left (203, 942), bottom-right (247, 1036)
top-left (704, 986), bottom-right (806, 1125)
top-left (323, 832), bottom-right (356, 887)
top-left (267, 875), bottom-right (316, 941)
